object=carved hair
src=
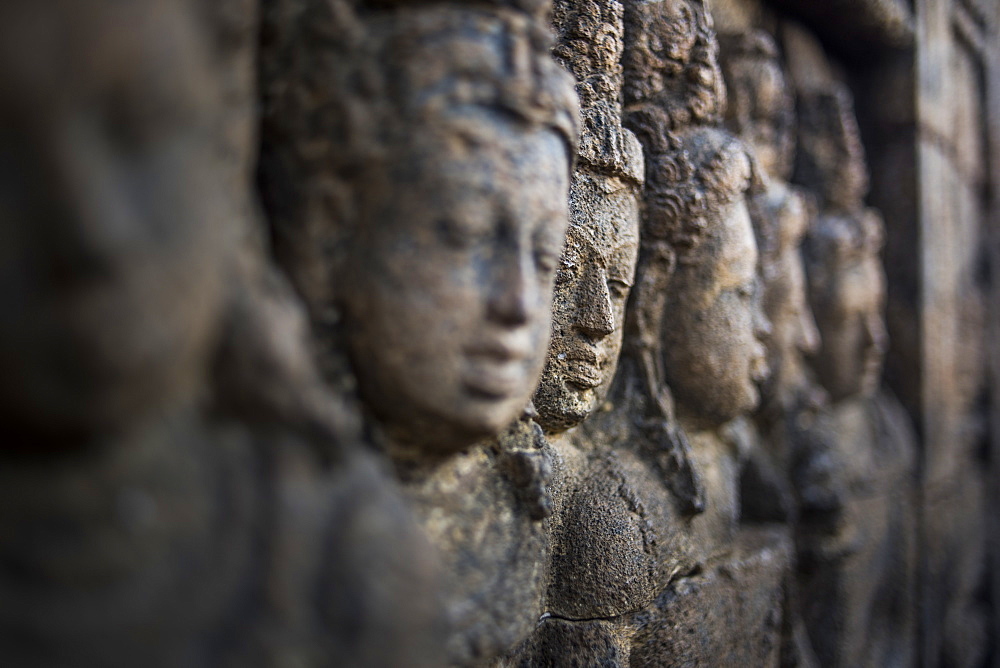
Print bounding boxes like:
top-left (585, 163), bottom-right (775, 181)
top-left (364, 7), bottom-right (579, 167)
top-left (552, 0), bottom-right (625, 105)
top-left (749, 184), bottom-right (815, 282)
top-left (622, 0), bottom-right (724, 129)
top-left (641, 125), bottom-right (761, 261)
top-left (717, 29), bottom-right (795, 181)
top-left (794, 84), bottom-right (869, 211)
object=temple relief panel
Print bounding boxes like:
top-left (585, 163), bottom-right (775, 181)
top-left (0, 0), bottom-right (974, 666)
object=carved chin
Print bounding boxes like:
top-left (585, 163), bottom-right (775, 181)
top-left (379, 391), bottom-right (526, 454)
top-left (683, 380), bottom-right (760, 427)
top-left (533, 374), bottom-right (599, 432)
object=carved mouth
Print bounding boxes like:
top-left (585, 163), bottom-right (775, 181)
top-left (751, 356), bottom-right (771, 384)
top-left (462, 342), bottom-right (530, 399)
top-left (463, 364), bottom-right (526, 400)
top-left (565, 363), bottom-right (602, 389)
top-left (464, 334), bottom-right (531, 364)
top-left (862, 356), bottom-right (883, 384)
top-left (560, 345), bottom-right (605, 390)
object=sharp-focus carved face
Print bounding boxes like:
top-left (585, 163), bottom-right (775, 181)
top-left (662, 197), bottom-right (769, 427)
top-left (533, 174), bottom-right (640, 432)
top-left (808, 234), bottom-right (887, 402)
top-left (343, 114), bottom-right (570, 453)
top-left (0, 0), bottom-right (229, 438)
top-left (757, 187), bottom-right (820, 412)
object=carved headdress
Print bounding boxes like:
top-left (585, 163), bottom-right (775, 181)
top-left (363, 6), bottom-right (579, 161)
top-left (259, 0), bottom-right (578, 325)
top-left (622, 0), bottom-right (725, 131)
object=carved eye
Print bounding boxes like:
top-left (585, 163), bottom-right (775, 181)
top-left (535, 249), bottom-right (559, 275)
top-left (436, 217), bottom-right (486, 250)
top-left (608, 279), bottom-right (631, 301)
top-left (103, 90), bottom-right (158, 153)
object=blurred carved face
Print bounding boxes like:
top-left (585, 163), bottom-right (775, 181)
top-left (533, 174), bottom-right (640, 432)
top-left (343, 115), bottom-right (570, 453)
top-left (757, 187), bottom-right (820, 412)
top-left (662, 197), bottom-right (769, 427)
top-left (0, 0), bottom-right (229, 440)
top-left (809, 246), bottom-right (887, 402)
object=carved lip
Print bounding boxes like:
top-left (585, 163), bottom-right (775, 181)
top-left (562, 347), bottom-right (604, 389)
top-left (464, 335), bottom-right (531, 363)
top-left (751, 355), bottom-right (771, 384)
top-left (462, 363), bottom-right (526, 400)
top-left (462, 338), bottom-right (532, 399)
top-left (566, 367), bottom-right (602, 390)
top-left (862, 356), bottom-right (883, 383)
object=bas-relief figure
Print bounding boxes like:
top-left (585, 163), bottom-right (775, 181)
top-left (514, 1), bottom-right (791, 664)
top-left (620, 3), bottom-right (793, 663)
top-left (499, 2), bottom-right (654, 663)
top-left (717, 27), bottom-right (824, 667)
top-left (0, 0), bottom-right (445, 666)
top-left (348, 10), bottom-right (577, 664)
top-left (0, 3), bottom-right (250, 664)
top-left (625, 126), bottom-right (790, 668)
top-left (0, 0), bottom-right (933, 666)
top-left (262, 2), bottom-right (579, 664)
top-left (786, 43), bottom-right (918, 668)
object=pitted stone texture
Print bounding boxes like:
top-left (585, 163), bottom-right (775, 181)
top-left (629, 528), bottom-right (791, 668)
top-left (622, 0), bottom-right (725, 132)
top-left (403, 432), bottom-right (554, 665)
top-left (507, 618), bottom-right (631, 667)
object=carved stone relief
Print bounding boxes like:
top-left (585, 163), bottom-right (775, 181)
top-left (0, 0), bottom-right (969, 666)
top-left (786, 31), bottom-right (918, 668)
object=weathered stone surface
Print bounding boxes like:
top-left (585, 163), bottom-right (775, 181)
top-left (508, 617), bottom-right (630, 667)
top-left (629, 528), bottom-right (791, 668)
top-left (1, 0), bottom-right (995, 665)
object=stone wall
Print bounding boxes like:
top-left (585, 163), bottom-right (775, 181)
top-left (0, 0), bottom-right (995, 666)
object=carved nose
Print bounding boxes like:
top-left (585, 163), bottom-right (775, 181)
top-left (753, 304), bottom-right (772, 342)
top-left (487, 249), bottom-right (532, 326)
top-left (798, 308), bottom-right (821, 354)
top-left (864, 312), bottom-right (888, 355)
top-left (575, 266), bottom-right (615, 338)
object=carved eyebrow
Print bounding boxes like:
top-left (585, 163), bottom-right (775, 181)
top-left (608, 275), bottom-right (634, 290)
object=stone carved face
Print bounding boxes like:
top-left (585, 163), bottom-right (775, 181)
top-left (533, 174), bottom-right (640, 432)
top-left (663, 197), bottom-right (769, 426)
top-left (806, 212), bottom-right (887, 402)
top-left (342, 116), bottom-right (570, 452)
top-left (0, 0), bottom-right (229, 439)
top-left (755, 186), bottom-right (821, 413)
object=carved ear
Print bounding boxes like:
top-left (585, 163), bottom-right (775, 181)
top-left (640, 414), bottom-right (706, 517)
top-left (628, 240), bottom-right (675, 343)
top-left (662, 422), bottom-right (706, 516)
